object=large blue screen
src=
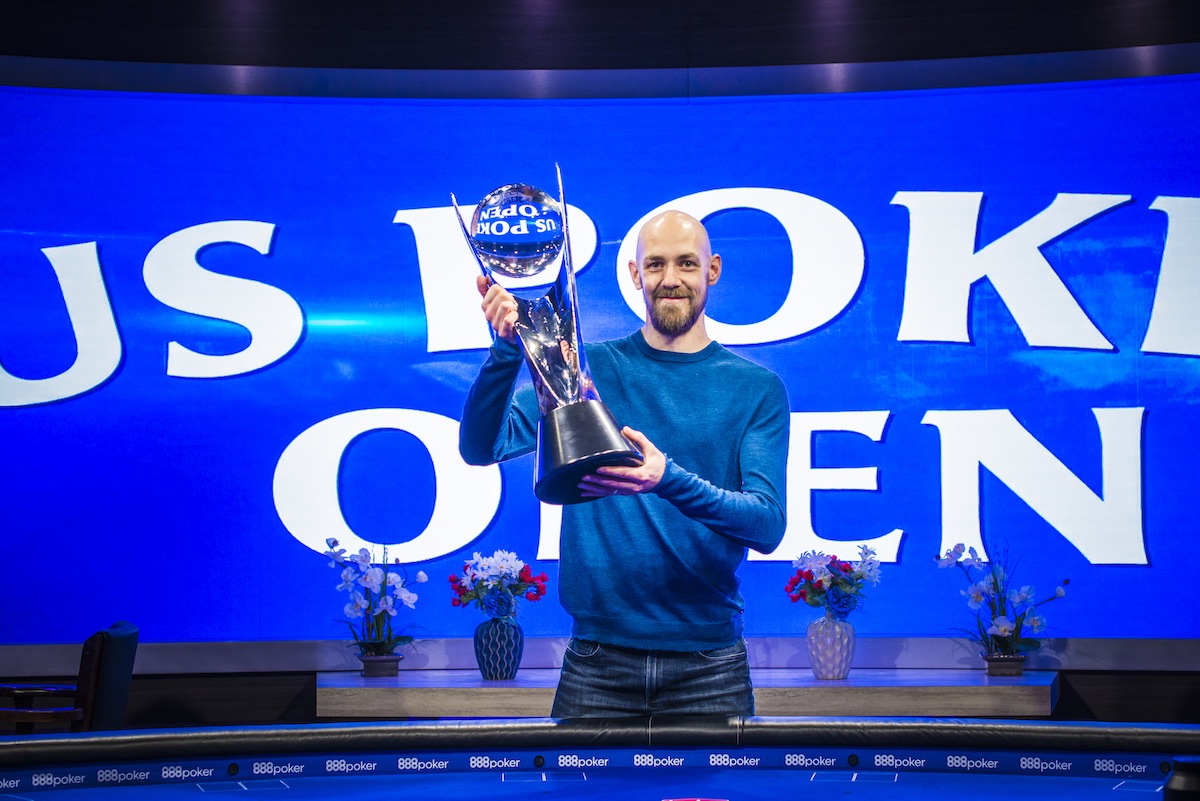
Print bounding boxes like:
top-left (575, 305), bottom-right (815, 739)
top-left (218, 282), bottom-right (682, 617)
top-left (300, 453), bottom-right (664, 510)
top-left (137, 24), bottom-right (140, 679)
top-left (2, 73), bottom-right (1197, 645)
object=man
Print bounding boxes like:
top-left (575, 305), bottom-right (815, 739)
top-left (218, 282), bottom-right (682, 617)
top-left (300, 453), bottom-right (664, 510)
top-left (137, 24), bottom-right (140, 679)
top-left (459, 210), bottom-right (789, 717)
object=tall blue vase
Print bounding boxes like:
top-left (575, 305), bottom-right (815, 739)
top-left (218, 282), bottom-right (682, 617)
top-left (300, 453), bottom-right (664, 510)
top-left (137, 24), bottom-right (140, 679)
top-left (473, 617), bottom-right (524, 680)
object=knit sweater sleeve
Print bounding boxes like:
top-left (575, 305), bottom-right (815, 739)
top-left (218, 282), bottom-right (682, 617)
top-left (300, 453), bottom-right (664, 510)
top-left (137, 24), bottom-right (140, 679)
top-left (652, 377), bottom-right (789, 554)
top-left (458, 338), bottom-right (538, 465)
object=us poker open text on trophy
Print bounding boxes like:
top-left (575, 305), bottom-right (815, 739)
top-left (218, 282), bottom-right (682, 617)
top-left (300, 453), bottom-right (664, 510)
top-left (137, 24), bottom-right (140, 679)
top-left (452, 168), bottom-right (641, 504)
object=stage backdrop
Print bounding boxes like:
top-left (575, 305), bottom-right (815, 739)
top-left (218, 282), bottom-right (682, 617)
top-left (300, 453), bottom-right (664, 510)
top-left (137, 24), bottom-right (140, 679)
top-left (1, 72), bottom-right (1197, 646)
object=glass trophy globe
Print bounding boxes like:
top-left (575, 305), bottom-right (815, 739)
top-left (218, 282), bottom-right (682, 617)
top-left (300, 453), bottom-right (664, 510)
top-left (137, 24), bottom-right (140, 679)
top-left (469, 183), bottom-right (564, 280)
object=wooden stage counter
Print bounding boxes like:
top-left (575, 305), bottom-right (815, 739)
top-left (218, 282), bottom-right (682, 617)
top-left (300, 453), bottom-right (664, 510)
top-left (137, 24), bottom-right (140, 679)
top-left (316, 668), bottom-right (1058, 719)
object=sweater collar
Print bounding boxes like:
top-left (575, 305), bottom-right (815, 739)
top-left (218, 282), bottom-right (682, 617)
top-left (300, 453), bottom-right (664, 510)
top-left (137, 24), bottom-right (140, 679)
top-left (630, 330), bottom-right (721, 363)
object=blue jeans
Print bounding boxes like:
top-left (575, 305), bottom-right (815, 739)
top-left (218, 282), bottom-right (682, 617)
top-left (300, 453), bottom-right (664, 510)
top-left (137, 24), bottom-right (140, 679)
top-left (550, 638), bottom-right (754, 718)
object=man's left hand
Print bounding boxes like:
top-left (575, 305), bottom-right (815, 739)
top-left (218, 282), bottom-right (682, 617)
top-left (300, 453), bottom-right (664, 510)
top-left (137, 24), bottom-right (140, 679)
top-left (578, 427), bottom-right (665, 497)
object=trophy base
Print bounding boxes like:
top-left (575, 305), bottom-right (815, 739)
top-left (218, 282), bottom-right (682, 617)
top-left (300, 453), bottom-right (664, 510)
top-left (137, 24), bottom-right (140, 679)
top-left (535, 400), bottom-right (643, 505)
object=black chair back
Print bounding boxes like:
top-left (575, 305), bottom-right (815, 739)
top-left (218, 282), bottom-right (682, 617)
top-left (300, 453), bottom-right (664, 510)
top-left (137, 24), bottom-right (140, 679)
top-left (84, 621), bottom-right (139, 731)
top-left (0, 620), bottom-right (139, 733)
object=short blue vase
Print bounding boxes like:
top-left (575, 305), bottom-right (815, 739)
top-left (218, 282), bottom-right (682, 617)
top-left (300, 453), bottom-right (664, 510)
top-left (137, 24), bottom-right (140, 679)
top-left (473, 616), bottom-right (524, 680)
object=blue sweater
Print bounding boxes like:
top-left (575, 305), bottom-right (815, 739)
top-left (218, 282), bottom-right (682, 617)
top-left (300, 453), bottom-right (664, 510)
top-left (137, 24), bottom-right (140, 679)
top-left (459, 331), bottom-right (789, 651)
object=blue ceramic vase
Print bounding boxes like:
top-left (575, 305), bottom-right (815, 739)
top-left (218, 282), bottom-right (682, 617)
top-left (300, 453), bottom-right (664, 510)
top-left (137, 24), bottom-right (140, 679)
top-left (473, 616), bottom-right (524, 680)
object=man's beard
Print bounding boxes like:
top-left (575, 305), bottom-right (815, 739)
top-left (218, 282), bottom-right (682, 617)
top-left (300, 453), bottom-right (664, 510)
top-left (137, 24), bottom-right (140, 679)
top-left (649, 288), bottom-right (704, 336)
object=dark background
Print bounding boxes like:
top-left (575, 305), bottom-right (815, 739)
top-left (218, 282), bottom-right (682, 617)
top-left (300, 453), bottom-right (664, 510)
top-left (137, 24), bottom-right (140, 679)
top-left (3, 0), bottom-right (1199, 727)
top-left (3, 0), bottom-right (1200, 72)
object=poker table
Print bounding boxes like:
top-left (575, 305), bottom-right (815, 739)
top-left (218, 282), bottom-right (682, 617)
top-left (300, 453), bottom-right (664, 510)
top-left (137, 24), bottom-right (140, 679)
top-left (3, 717), bottom-right (1199, 800)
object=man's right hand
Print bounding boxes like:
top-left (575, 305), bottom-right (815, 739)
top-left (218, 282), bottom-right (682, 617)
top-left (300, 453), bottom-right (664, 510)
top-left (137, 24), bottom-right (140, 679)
top-left (477, 274), bottom-right (519, 344)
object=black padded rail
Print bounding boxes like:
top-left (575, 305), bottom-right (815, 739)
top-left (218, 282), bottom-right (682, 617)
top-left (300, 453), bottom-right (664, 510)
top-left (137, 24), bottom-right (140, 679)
top-left (0, 718), bottom-right (662, 768)
top-left (3, 716), bottom-right (1200, 769)
top-left (741, 717), bottom-right (1200, 754)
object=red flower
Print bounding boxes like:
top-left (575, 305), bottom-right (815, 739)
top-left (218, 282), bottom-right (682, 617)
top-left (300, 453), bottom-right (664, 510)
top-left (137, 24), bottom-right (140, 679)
top-left (525, 591), bottom-right (538, 601)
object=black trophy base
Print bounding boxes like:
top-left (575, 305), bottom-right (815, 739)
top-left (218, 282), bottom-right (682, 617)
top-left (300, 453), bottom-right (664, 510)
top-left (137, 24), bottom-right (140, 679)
top-left (535, 399), bottom-right (643, 505)
top-left (1166, 758), bottom-right (1200, 799)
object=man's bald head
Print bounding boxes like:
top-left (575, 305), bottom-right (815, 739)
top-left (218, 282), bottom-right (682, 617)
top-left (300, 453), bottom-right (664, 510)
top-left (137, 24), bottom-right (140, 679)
top-left (635, 211), bottom-right (713, 266)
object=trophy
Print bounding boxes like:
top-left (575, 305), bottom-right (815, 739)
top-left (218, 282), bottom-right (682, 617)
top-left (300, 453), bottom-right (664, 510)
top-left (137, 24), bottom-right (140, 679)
top-left (452, 167), bottom-right (641, 504)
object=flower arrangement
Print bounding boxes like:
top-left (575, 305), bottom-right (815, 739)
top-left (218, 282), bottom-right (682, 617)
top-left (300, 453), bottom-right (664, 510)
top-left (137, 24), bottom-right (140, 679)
top-left (323, 538), bottom-right (427, 656)
top-left (785, 545), bottom-right (881, 619)
top-left (449, 550), bottom-right (548, 619)
top-left (935, 542), bottom-right (1068, 656)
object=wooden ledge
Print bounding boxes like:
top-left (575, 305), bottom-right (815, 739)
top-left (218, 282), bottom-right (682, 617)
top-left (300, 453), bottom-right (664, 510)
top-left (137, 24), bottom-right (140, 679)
top-left (316, 668), bottom-right (1058, 719)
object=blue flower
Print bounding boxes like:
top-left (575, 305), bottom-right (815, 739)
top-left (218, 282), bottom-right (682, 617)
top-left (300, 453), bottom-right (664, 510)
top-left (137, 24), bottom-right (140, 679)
top-left (825, 585), bottom-right (857, 620)
top-left (482, 586), bottom-right (515, 619)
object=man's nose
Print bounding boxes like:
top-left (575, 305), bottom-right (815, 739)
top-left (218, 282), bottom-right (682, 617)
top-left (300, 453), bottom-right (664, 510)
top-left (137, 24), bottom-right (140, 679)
top-left (661, 263), bottom-right (682, 285)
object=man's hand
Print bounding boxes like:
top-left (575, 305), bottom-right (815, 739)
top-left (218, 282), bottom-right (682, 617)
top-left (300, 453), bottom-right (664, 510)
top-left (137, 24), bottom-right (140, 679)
top-left (578, 427), bottom-right (665, 497)
top-left (477, 274), bottom-right (518, 343)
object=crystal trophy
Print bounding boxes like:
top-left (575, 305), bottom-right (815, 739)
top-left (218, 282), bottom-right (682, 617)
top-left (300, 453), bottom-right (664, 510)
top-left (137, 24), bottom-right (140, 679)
top-left (452, 167), bottom-right (641, 504)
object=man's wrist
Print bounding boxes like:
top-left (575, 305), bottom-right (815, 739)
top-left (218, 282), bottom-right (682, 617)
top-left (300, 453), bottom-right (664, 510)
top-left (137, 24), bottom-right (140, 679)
top-left (651, 456), bottom-right (682, 496)
top-left (490, 336), bottom-right (523, 361)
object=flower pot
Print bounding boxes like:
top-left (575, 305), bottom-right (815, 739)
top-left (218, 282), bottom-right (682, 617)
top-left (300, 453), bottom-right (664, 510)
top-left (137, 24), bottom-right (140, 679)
top-left (806, 612), bottom-right (855, 680)
top-left (358, 653), bottom-right (403, 678)
top-left (983, 653), bottom-right (1027, 676)
top-left (473, 617), bottom-right (524, 680)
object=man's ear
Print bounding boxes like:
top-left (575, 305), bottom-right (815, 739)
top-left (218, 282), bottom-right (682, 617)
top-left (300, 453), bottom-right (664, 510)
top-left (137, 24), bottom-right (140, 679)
top-left (628, 259), bottom-right (643, 290)
top-left (707, 253), bottom-right (722, 286)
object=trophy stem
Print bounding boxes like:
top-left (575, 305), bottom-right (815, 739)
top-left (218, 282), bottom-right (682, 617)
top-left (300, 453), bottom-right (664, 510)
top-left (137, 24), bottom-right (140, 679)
top-left (535, 400), bottom-right (642, 505)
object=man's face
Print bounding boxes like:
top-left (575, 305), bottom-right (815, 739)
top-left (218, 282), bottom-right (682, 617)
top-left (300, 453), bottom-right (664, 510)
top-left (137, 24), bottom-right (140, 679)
top-left (630, 215), bottom-right (721, 337)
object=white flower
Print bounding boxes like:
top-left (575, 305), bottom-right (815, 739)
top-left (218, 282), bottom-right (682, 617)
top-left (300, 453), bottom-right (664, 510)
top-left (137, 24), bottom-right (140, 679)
top-left (1008, 585), bottom-right (1035, 607)
top-left (464, 550), bottom-right (526, 585)
top-left (336, 567), bottom-right (357, 592)
top-left (323, 539), bottom-right (347, 567)
top-left (377, 595), bottom-right (397, 617)
top-left (1025, 611), bottom-right (1045, 634)
top-left (1055, 586), bottom-right (1066, 598)
top-left (935, 543), bottom-right (965, 567)
top-left (792, 550), bottom-right (828, 572)
top-left (386, 572), bottom-right (406, 588)
top-left (962, 582), bottom-right (988, 609)
top-left (795, 551), bottom-right (840, 587)
top-left (344, 591), bottom-right (368, 618)
top-left (987, 616), bottom-right (1015, 637)
top-left (978, 573), bottom-right (1001, 598)
top-left (479, 550), bottom-right (522, 580)
top-left (396, 586), bottom-right (418, 609)
top-left (856, 545), bottom-right (882, 584)
top-left (359, 567), bottom-right (384, 593)
top-left (493, 549), bottom-right (523, 570)
top-left (961, 546), bottom-right (986, 570)
top-left (415, 571), bottom-right (428, 583)
top-left (351, 549), bottom-right (372, 569)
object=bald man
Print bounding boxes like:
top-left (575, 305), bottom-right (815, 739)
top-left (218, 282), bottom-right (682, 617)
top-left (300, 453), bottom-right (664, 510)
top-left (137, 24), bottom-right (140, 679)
top-left (460, 211), bottom-right (789, 717)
